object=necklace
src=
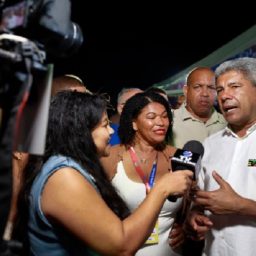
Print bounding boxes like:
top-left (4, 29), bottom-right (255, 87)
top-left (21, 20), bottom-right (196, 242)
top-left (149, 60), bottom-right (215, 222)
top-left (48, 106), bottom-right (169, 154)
top-left (134, 148), bottom-right (158, 164)
top-left (139, 157), bottom-right (148, 164)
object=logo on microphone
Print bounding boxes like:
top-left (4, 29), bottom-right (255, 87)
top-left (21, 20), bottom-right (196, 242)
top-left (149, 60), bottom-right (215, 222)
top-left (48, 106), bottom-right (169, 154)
top-left (180, 150), bottom-right (192, 163)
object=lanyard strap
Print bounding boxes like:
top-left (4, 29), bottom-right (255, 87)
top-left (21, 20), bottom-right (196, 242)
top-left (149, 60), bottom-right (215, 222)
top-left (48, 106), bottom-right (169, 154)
top-left (129, 147), bottom-right (158, 193)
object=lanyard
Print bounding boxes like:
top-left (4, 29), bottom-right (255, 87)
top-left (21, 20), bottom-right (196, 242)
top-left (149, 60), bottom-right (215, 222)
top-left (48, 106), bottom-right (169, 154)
top-left (129, 147), bottom-right (158, 193)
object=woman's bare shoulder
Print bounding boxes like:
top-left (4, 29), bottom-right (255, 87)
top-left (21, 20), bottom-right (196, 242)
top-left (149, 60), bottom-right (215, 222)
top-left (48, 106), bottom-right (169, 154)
top-left (163, 145), bottom-right (177, 157)
top-left (100, 145), bottom-right (125, 180)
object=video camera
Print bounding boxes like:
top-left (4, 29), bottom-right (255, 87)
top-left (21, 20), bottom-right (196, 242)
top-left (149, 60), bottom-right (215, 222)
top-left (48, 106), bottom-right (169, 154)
top-left (0, 0), bottom-right (84, 59)
top-left (0, 0), bottom-right (84, 152)
top-left (0, 0), bottom-right (84, 153)
top-left (0, 0), bottom-right (84, 243)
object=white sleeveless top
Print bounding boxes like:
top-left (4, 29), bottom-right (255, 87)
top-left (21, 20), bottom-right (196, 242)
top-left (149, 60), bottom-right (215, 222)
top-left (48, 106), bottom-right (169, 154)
top-left (112, 161), bottom-right (183, 256)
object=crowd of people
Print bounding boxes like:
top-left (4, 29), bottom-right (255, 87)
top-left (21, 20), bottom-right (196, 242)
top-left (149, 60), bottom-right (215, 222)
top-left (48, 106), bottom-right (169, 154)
top-left (1, 57), bottom-right (256, 256)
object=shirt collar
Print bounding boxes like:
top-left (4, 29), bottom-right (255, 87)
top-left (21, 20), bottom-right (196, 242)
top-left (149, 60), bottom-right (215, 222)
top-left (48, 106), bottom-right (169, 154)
top-left (180, 102), bottom-right (221, 125)
top-left (180, 103), bottom-right (194, 120)
top-left (223, 123), bottom-right (256, 138)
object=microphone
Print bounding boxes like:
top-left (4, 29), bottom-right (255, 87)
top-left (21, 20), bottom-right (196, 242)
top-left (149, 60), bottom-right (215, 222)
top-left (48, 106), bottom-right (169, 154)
top-left (168, 140), bottom-right (204, 202)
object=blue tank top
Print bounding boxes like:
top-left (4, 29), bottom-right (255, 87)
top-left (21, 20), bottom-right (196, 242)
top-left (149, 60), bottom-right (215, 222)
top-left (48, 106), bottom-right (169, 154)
top-left (29, 155), bottom-right (99, 256)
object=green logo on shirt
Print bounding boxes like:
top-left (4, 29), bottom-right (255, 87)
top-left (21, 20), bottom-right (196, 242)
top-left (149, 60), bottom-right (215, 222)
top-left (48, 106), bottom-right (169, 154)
top-left (248, 159), bottom-right (256, 166)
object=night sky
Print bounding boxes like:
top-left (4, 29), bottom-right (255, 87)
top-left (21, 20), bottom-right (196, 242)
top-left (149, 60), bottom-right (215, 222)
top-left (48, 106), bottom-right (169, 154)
top-left (52, 2), bottom-right (256, 108)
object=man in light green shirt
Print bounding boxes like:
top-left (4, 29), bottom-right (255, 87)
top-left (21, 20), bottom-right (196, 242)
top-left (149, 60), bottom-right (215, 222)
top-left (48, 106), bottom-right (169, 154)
top-left (172, 67), bottom-right (226, 148)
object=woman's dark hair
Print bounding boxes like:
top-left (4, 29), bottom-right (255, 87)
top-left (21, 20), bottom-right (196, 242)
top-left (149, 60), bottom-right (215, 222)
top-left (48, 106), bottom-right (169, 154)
top-left (15, 91), bottom-right (129, 250)
top-left (119, 91), bottom-right (173, 147)
top-left (145, 87), bottom-right (168, 98)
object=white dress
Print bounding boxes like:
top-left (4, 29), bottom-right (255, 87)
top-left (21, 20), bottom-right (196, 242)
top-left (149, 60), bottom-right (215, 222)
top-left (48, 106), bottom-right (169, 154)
top-left (112, 161), bottom-right (183, 256)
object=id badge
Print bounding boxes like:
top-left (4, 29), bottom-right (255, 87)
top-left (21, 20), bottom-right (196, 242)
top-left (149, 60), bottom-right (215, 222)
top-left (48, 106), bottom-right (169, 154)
top-left (145, 220), bottom-right (159, 244)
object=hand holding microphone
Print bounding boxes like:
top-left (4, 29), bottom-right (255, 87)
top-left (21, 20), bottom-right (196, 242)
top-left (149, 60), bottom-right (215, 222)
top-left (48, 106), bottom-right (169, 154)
top-left (168, 140), bottom-right (204, 202)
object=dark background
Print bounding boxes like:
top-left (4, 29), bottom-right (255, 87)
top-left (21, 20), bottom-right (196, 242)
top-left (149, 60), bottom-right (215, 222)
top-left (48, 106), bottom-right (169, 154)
top-left (53, 3), bottom-right (256, 108)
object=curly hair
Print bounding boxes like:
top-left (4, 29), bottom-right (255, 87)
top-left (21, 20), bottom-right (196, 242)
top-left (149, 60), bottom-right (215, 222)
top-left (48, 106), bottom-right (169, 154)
top-left (119, 91), bottom-right (173, 147)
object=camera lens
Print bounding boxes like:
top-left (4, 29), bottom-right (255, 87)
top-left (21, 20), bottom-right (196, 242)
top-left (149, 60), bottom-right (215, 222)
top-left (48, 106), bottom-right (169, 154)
top-left (60, 22), bottom-right (84, 57)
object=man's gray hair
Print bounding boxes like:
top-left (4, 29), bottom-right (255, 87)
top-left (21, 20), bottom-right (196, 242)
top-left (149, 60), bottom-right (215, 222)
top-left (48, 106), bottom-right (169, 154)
top-left (117, 88), bottom-right (141, 103)
top-left (215, 57), bottom-right (256, 87)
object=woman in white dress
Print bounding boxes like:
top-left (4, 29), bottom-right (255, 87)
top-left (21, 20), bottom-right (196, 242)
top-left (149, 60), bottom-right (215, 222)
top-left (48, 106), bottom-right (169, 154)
top-left (101, 91), bottom-right (189, 255)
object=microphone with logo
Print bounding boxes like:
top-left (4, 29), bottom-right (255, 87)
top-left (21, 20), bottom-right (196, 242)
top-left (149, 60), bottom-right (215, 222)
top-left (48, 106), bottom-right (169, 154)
top-left (168, 140), bottom-right (204, 202)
